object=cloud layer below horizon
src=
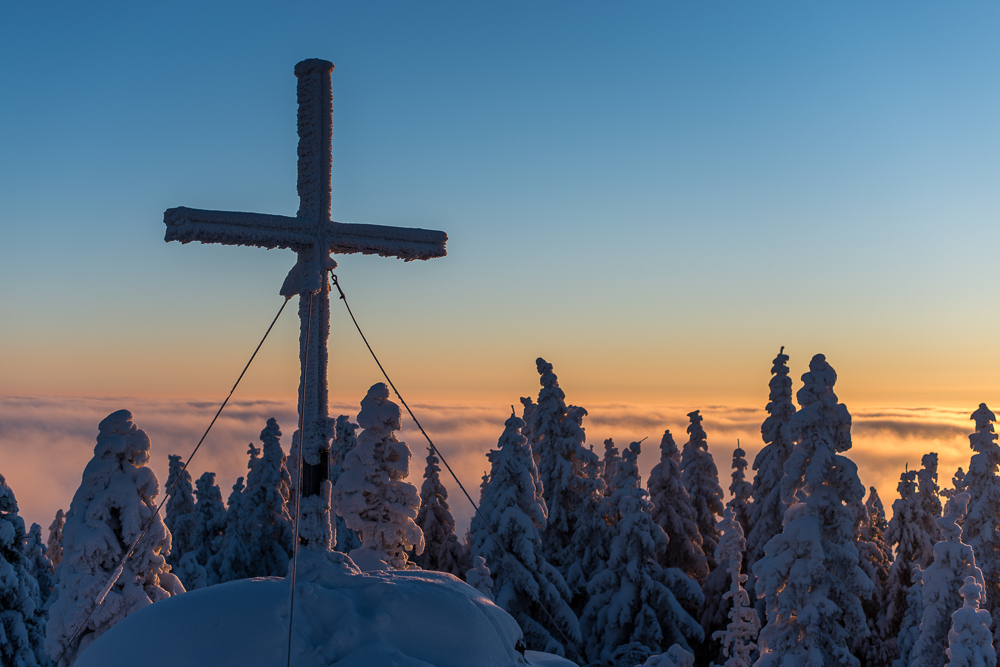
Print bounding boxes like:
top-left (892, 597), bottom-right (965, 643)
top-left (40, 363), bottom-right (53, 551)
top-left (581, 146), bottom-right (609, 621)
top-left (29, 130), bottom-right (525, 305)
top-left (0, 395), bottom-right (980, 538)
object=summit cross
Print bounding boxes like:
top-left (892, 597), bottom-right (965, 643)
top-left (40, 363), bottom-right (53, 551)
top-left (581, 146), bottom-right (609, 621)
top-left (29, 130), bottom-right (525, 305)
top-left (164, 58), bottom-right (448, 549)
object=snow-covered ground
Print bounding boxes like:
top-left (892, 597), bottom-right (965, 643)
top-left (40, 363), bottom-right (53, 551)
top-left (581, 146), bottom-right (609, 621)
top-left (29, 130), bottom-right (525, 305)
top-left (76, 550), bottom-right (578, 667)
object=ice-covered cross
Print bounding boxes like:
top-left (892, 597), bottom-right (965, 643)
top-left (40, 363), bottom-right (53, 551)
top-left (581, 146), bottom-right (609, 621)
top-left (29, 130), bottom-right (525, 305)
top-left (164, 59), bottom-right (447, 549)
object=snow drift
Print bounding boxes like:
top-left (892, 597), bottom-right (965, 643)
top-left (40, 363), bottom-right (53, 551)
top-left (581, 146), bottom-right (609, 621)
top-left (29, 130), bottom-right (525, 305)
top-left (75, 550), bottom-right (577, 667)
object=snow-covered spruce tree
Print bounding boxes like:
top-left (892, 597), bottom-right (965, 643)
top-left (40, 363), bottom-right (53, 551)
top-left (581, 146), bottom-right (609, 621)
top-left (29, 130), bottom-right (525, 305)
top-left (191, 472), bottom-right (226, 582)
top-left (753, 354), bottom-right (874, 667)
top-left (46, 410), bottom-right (184, 666)
top-left (332, 383), bottom-right (424, 570)
top-left (911, 499), bottom-right (986, 667)
top-left (564, 442), bottom-right (609, 615)
top-left (469, 413), bottom-right (581, 659)
top-left (174, 552), bottom-right (207, 590)
top-left (711, 507), bottom-right (760, 667)
top-left (582, 441), bottom-right (704, 665)
top-left (919, 453), bottom-right (945, 544)
top-left (239, 418), bottom-right (294, 578)
top-left (24, 523), bottom-right (55, 610)
top-left (701, 446), bottom-right (756, 665)
top-left (942, 469), bottom-right (968, 508)
top-left (728, 445), bottom-right (752, 545)
top-left (213, 445), bottom-right (257, 584)
top-left (602, 438), bottom-right (622, 497)
top-left (647, 430), bottom-right (709, 582)
top-left (466, 555), bottom-right (494, 601)
top-left (525, 358), bottom-right (600, 570)
top-left (885, 467), bottom-right (939, 649)
top-left (330, 415), bottom-right (361, 554)
top-left (853, 488), bottom-right (894, 667)
top-left (894, 567), bottom-right (926, 667)
top-left (0, 474), bottom-right (48, 667)
top-left (945, 576), bottom-right (996, 667)
top-left (415, 446), bottom-right (468, 577)
top-left (681, 410), bottom-right (724, 571)
top-left (959, 404), bottom-right (1000, 642)
top-left (746, 348), bottom-right (796, 608)
top-left (47, 509), bottom-right (64, 569)
top-left (163, 454), bottom-right (195, 571)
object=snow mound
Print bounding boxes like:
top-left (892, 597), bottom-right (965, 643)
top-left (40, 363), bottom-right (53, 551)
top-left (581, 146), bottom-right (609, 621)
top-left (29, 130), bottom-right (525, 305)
top-left (77, 550), bottom-right (575, 666)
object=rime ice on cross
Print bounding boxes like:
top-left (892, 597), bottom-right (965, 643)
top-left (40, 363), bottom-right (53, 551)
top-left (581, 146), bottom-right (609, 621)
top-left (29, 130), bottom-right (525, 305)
top-left (164, 59), bottom-right (447, 550)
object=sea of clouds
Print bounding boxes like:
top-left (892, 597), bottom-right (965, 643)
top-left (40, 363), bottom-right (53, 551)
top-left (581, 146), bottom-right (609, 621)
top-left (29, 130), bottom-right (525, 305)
top-left (0, 395), bottom-right (979, 538)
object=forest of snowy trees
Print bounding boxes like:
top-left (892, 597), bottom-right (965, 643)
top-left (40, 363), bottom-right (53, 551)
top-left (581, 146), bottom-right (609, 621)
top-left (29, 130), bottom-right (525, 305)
top-left (4, 350), bottom-right (1000, 667)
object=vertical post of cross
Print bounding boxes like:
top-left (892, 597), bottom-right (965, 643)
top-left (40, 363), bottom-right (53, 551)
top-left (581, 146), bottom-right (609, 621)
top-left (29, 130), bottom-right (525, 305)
top-left (293, 59), bottom-right (335, 514)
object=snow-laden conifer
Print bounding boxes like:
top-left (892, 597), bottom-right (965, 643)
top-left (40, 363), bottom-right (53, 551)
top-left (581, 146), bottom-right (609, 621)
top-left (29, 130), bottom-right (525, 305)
top-left (919, 453), bottom-right (945, 543)
top-left (213, 446), bottom-right (256, 583)
top-left (728, 445), bottom-right (752, 542)
top-left (330, 415), bottom-right (361, 554)
top-left (466, 555), bottom-right (494, 601)
top-left (746, 348), bottom-right (796, 603)
top-left (647, 430), bottom-right (708, 582)
top-left (753, 354), bottom-right (874, 667)
top-left (945, 576), bottom-right (996, 667)
top-left (854, 488), bottom-right (894, 667)
top-left (469, 413), bottom-right (581, 659)
top-left (163, 454), bottom-right (195, 572)
top-left (564, 442), bottom-right (609, 615)
top-left (332, 383), bottom-right (424, 570)
top-left (46, 410), bottom-right (184, 666)
top-left (47, 509), bottom-right (64, 569)
top-left (602, 438), bottom-right (622, 496)
top-left (582, 441), bottom-right (704, 665)
top-left (885, 467), bottom-right (939, 647)
top-left (24, 523), bottom-right (54, 610)
top-left (959, 404), bottom-right (1000, 642)
top-left (239, 418), bottom-right (294, 577)
top-left (525, 358), bottom-right (600, 569)
top-left (710, 507), bottom-right (760, 667)
top-left (911, 497), bottom-right (986, 667)
top-left (190, 472), bottom-right (226, 581)
top-left (0, 474), bottom-right (48, 667)
top-left (681, 410), bottom-right (724, 570)
top-left (415, 446), bottom-right (468, 577)
top-left (942, 469), bottom-right (968, 508)
top-left (894, 568), bottom-right (925, 667)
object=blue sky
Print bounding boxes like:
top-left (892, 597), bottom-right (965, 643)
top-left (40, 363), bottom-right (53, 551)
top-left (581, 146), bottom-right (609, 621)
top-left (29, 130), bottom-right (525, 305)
top-left (2, 3), bottom-right (999, 525)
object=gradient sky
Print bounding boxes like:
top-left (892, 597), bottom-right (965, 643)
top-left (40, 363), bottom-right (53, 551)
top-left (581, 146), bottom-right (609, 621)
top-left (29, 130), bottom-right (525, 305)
top-left (2, 2), bottom-right (998, 531)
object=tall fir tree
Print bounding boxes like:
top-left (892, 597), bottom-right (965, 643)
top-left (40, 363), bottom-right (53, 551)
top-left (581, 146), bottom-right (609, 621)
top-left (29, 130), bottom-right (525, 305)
top-left (24, 523), bottom-right (55, 610)
top-left (746, 348), bottom-right (796, 608)
top-left (885, 466), bottom-right (940, 650)
top-left (602, 438), bottom-right (622, 497)
top-left (191, 471), bottom-right (227, 582)
top-left (47, 508), bottom-right (65, 569)
top-left (163, 454), bottom-right (196, 572)
top-left (46, 410), bottom-right (183, 666)
top-left (469, 414), bottom-right (581, 660)
top-left (944, 577), bottom-right (996, 667)
top-left (0, 474), bottom-right (48, 667)
top-left (332, 383), bottom-right (424, 570)
top-left (753, 354), bottom-right (874, 667)
top-left (330, 415), bottom-right (361, 554)
top-left (525, 358), bottom-right (600, 570)
top-left (239, 418), bottom-right (294, 578)
top-left (854, 487), bottom-right (894, 667)
top-left (911, 499), bottom-right (985, 667)
top-left (918, 453), bottom-right (945, 544)
top-left (646, 430), bottom-right (708, 582)
top-left (415, 446), bottom-right (468, 577)
top-left (582, 441), bottom-right (704, 666)
top-left (563, 445), bottom-right (609, 615)
top-left (680, 410), bottom-right (724, 570)
top-left (958, 404), bottom-right (1000, 642)
top-left (728, 444), bottom-right (753, 543)
top-left (711, 507), bottom-right (760, 667)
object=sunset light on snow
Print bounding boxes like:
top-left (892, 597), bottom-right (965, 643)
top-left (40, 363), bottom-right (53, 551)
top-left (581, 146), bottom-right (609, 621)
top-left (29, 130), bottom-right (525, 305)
top-left (1, 3), bottom-right (999, 665)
